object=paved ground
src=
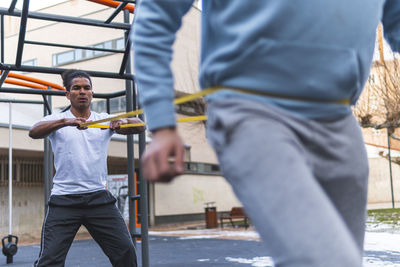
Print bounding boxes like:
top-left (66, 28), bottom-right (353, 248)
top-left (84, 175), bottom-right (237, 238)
top-left (1, 224), bottom-right (400, 266)
top-left (1, 235), bottom-right (269, 267)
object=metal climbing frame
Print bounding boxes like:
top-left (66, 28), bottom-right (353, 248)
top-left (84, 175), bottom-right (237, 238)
top-left (0, 0), bottom-right (149, 266)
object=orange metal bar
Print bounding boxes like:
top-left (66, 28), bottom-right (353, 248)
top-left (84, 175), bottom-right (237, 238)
top-left (8, 72), bottom-right (65, 90)
top-left (87, 0), bottom-right (135, 13)
top-left (135, 172), bottom-right (141, 229)
top-left (5, 78), bottom-right (48, 89)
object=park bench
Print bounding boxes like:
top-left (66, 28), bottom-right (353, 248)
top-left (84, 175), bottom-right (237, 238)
top-left (220, 207), bottom-right (249, 229)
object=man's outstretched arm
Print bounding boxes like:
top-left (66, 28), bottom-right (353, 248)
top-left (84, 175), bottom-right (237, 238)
top-left (133, 0), bottom-right (194, 182)
top-left (29, 118), bottom-right (86, 139)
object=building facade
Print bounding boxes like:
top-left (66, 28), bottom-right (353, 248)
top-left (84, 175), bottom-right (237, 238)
top-left (0, 0), bottom-right (241, 238)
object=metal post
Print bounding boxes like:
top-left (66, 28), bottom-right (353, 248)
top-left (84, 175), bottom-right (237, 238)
top-left (124, 10), bottom-right (137, 247)
top-left (8, 102), bottom-right (12, 235)
top-left (106, 98), bottom-right (111, 114)
top-left (0, 69), bottom-right (9, 88)
top-left (15, 0), bottom-right (30, 67)
top-left (138, 113), bottom-right (149, 267)
top-left (388, 130), bottom-right (395, 208)
top-left (8, 0), bottom-right (18, 13)
top-left (43, 93), bottom-right (52, 210)
top-left (105, 2), bottom-right (128, 24)
top-left (1, 14), bottom-right (4, 63)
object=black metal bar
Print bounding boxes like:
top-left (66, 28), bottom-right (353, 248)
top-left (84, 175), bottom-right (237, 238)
top-left (0, 8), bottom-right (130, 30)
top-left (0, 69), bottom-right (9, 88)
top-left (0, 87), bottom-right (66, 96)
top-left (0, 99), bottom-right (43, 104)
top-left (25, 40), bottom-right (125, 54)
top-left (388, 131), bottom-right (395, 208)
top-left (43, 94), bottom-right (52, 212)
top-left (114, 0), bottom-right (136, 3)
top-left (106, 98), bottom-right (111, 114)
top-left (42, 95), bottom-right (51, 115)
top-left (119, 30), bottom-right (131, 75)
top-left (0, 86), bottom-right (126, 98)
top-left (96, 91), bottom-right (126, 98)
top-left (8, 0), bottom-right (18, 13)
top-left (105, 2), bottom-right (128, 24)
top-left (130, 195), bottom-right (140, 200)
top-left (138, 113), bottom-right (149, 267)
top-left (61, 105), bottom-right (70, 112)
top-left (0, 63), bottom-right (134, 80)
top-left (125, 42), bottom-right (136, 252)
top-left (1, 15), bottom-right (4, 63)
top-left (15, 0), bottom-right (30, 67)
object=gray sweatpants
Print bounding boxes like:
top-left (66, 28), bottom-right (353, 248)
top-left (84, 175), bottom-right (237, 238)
top-left (206, 98), bottom-right (368, 267)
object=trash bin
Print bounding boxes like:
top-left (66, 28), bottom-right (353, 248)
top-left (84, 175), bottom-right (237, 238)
top-left (204, 202), bottom-right (218, 228)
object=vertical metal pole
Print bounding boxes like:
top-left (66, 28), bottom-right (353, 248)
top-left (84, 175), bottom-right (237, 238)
top-left (388, 130), bottom-right (395, 208)
top-left (15, 0), bottom-right (30, 67)
top-left (1, 15), bottom-right (4, 63)
top-left (106, 98), bottom-right (111, 114)
top-left (8, 102), bottom-right (13, 235)
top-left (130, 1), bottom-right (149, 263)
top-left (138, 111), bottom-right (149, 267)
top-left (124, 10), bottom-right (137, 248)
top-left (48, 95), bottom-right (53, 203)
top-left (43, 94), bottom-right (52, 210)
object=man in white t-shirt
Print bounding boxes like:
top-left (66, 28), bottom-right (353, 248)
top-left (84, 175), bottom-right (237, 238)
top-left (29, 69), bottom-right (143, 267)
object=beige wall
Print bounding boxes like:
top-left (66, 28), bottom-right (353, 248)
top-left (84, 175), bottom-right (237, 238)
top-left (177, 114), bottom-right (218, 164)
top-left (171, 7), bottom-right (201, 95)
top-left (154, 174), bottom-right (241, 217)
top-left (368, 157), bottom-right (400, 207)
top-left (0, 186), bottom-right (44, 239)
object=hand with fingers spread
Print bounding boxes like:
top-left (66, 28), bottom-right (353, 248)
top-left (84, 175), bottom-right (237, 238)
top-left (142, 128), bottom-right (185, 182)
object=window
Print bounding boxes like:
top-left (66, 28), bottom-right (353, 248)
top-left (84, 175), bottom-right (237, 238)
top-left (52, 37), bottom-right (125, 66)
top-left (184, 162), bottom-right (221, 175)
top-left (93, 43), bottom-right (105, 56)
top-left (116, 38), bottom-right (125, 50)
top-left (22, 58), bottom-right (37, 66)
top-left (75, 49), bottom-right (84, 61)
top-left (90, 96), bottom-right (127, 114)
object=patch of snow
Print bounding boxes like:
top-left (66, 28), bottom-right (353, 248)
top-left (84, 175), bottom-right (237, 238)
top-left (225, 256), bottom-right (274, 267)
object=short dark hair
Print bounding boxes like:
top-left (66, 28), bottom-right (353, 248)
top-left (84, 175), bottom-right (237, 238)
top-left (61, 69), bottom-right (92, 91)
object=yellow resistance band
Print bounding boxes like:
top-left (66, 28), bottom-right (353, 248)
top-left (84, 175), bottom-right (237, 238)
top-left (82, 86), bottom-right (350, 128)
top-left (81, 87), bottom-right (218, 128)
top-left (88, 115), bottom-right (207, 129)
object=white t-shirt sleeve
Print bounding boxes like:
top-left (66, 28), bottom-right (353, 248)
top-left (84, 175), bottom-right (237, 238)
top-left (38, 112), bottom-right (66, 139)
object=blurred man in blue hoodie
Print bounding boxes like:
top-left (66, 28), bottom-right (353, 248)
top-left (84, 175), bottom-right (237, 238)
top-left (132, 1), bottom-right (400, 266)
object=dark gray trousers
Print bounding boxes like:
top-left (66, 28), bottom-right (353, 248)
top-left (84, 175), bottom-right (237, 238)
top-left (207, 98), bottom-right (369, 267)
top-left (34, 190), bottom-right (137, 267)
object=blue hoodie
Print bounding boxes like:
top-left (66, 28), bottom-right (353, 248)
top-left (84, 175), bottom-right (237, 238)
top-left (133, 0), bottom-right (400, 131)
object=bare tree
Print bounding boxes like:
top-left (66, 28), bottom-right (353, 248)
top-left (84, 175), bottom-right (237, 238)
top-left (354, 53), bottom-right (400, 138)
